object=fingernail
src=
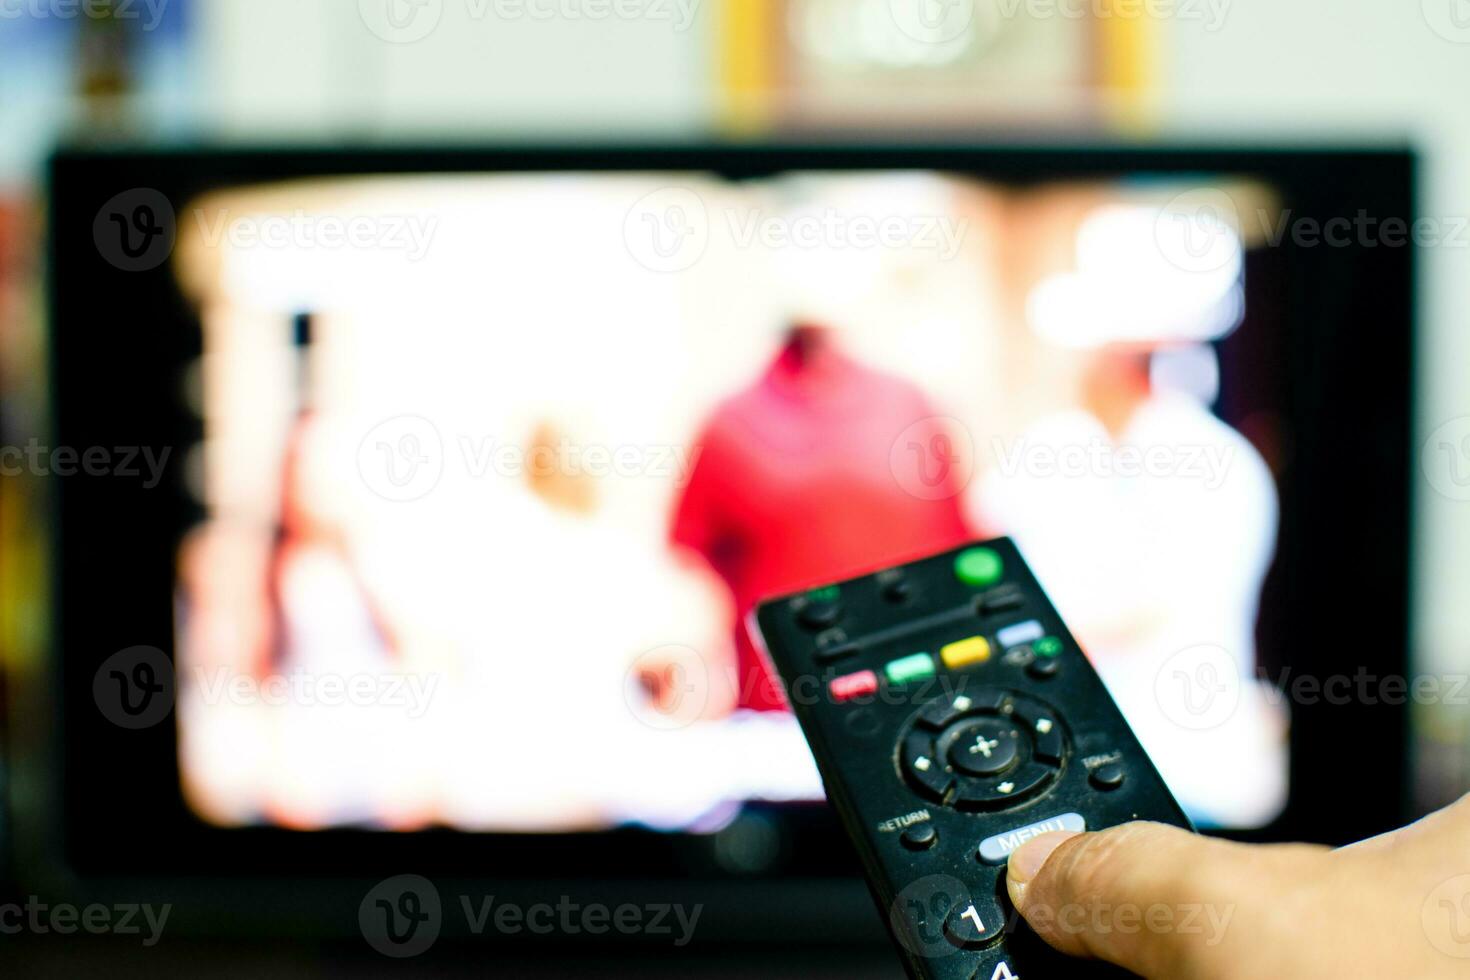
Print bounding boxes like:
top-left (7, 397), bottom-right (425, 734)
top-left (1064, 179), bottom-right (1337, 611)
top-left (1006, 831), bottom-right (1081, 908)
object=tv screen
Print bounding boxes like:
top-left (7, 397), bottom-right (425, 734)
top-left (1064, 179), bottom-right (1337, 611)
top-left (163, 168), bottom-right (1293, 834)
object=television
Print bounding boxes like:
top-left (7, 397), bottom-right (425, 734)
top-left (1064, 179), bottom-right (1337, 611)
top-left (20, 142), bottom-right (1416, 943)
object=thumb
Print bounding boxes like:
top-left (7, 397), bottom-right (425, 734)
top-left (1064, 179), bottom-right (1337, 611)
top-left (1005, 822), bottom-right (1297, 978)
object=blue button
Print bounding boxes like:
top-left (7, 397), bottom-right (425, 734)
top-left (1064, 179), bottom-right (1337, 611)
top-left (997, 620), bottom-right (1044, 649)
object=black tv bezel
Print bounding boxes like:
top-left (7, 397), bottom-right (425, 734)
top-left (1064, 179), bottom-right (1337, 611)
top-left (30, 142), bottom-right (1416, 937)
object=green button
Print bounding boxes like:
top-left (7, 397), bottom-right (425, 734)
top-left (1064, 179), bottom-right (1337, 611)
top-left (885, 653), bottom-right (936, 686)
top-left (954, 547), bottom-right (1004, 587)
top-left (804, 585), bottom-right (841, 604)
top-left (1034, 636), bottom-right (1064, 658)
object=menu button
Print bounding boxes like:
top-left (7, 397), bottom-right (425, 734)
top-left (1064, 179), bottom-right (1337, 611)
top-left (977, 812), bottom-right (1086, 865)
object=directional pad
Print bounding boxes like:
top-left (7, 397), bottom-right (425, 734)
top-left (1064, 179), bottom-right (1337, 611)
top-left (898, 690), bottom-right (1067, 809)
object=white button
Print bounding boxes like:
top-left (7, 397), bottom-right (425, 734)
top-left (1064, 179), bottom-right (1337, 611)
top-left (977, 812), bottom-right (1086, 864)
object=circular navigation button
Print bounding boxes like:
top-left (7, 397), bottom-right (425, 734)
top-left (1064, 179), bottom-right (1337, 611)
top-left (954, 547), bottom-right (1004, 588)
top-left (1090, 763), bottom-right (1126, 791)
top-left (900, 824), bottom-right (938, 851)
top-left (946, 720), bottom-right (1020, 777)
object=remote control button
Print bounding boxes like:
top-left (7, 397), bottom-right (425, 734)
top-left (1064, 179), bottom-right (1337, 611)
top-left (1033, 635), bottom-right (1064, 658)
top-left (943, 899), bottom-right (1004, 949)
top-left (798, 602), bottom-right (842, 630)
top-left (1091, 763), bottom-right (1126, 791)
top-left (996, 620), bottom-right (1044, 649)
top-left (946, 720), bottom-right (1021, 777)
top-left (878, 569), bottom-right (912, 603)
top-left (1027, 657), bottom-right (1060, 681)
top-left (953, 764), bottom-right (1052, 810)
top-left (1011, 702), bottom-right (1064, 763)
top-left (901, 733), bottom-right (953, 798)
top-left (885, 652), bottom-right (936, 687)
top-left (813, 628), bottom-right (857, 665)
top-left (917, 687), bottom-right (1006, 730)
top-left (978, 586), bottom-right (1025, 614)
top-left (829, 670), bottom-right (878, 703)
top-left (940, 635), bottom-right (991, 670)
top-left (954, 547), bottom-right (1004, 588)
top-left (977, 813), bottom-right (1086, 865)
top-left (900, 824), bottom-right (938, 851)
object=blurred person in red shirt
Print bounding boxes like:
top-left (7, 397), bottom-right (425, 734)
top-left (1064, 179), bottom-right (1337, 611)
top-left (672, 324), bottom-right (973, 710)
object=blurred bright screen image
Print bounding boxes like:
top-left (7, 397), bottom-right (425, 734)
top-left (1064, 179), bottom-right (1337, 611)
top-left (172, 170), bottom-right (1288, 835)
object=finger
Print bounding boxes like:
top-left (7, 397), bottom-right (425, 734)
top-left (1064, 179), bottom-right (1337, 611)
top-left (1005, 822), bottom-right (1287, 978)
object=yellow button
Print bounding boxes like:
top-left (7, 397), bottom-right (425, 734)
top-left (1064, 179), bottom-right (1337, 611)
top-left (941, 636), bottom-right (991, 670)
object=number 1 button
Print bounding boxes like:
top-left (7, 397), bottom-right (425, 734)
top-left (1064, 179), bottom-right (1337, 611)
top-left (944, 900), bottom-right (1003, 948)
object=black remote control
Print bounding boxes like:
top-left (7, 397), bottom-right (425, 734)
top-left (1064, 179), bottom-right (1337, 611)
top-left (753, 538), bottom-right (1192, 980)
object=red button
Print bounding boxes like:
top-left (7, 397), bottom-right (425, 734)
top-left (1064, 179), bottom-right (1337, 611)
top-left (830, 670), bottom-right (879, 703)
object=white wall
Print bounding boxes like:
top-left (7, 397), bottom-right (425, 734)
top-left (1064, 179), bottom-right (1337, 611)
top-left (195, 0), bottom-right (712, 136)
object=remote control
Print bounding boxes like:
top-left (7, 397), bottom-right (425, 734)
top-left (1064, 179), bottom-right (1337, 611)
top-left (752, 538), bottom-right (1192, 980)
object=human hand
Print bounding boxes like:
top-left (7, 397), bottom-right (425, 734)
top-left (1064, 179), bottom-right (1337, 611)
top-left (1004, 794), bottom-right (1470, 979)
